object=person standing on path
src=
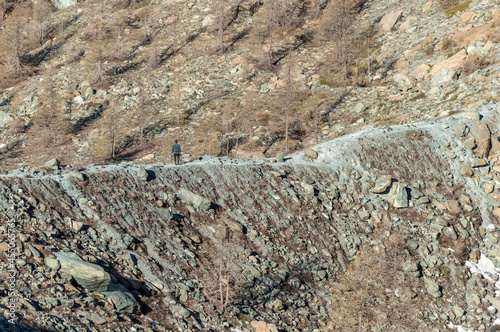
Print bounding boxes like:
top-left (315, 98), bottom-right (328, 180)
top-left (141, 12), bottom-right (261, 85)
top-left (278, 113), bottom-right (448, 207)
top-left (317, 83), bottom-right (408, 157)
top-left (171, 140), bottom-right (182, 165)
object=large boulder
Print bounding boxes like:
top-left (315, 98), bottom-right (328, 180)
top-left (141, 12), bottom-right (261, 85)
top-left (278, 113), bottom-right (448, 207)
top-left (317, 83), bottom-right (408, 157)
top-left (0, 111), bottom-right (12, 128)
top-left (469, 121), bottom-right (491, 158)
top-left (388, 182), bottom-right (409, 208)
top-left (379, 10), bottom-right (403, 31)
top-left (303, 149), bottom-right (318, 161)
top-left (430, 50), bottom-right (467, 76)
top-left (371, 175), bottom-right (392, 194)
top-left (55, 252), bottom-right (111, 292)
top-left (178, 188), bottom-right (212, 212)
top-left (102, 284), bottom-right (140, 314)
top-left (50, 0), bottom-right (77, 9)
top-left (44, 158), bottom-right (60, 169)
top-left (136, 166), bottom-right (149, 181)
top-left (431, 67), bottom-right (460, 87)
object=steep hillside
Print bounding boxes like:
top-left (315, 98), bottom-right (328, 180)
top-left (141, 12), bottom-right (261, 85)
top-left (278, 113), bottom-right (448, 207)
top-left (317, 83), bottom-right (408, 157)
top-left (0, 0), bottom-right (499, 168)
top-left (1, 105), bottom-right (500, 331)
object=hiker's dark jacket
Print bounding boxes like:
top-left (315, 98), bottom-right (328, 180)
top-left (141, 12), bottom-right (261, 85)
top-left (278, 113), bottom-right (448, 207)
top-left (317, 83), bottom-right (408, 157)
top-left (172, 144), bottom-right (181, 154)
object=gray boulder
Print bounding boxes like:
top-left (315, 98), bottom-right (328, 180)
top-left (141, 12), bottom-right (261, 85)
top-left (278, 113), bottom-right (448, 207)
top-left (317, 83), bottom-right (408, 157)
top-left (178, 188), bottom-right (212, 212)
top-left (44, 158), bottom-right (60, 169)
top-left (371, 175), bottom-right (392, 194)
top-left (102, 284), bottom-right (140, 314)
top-left (388, 182), bottom-right (408, 208)
top-left (136, 166), bottom-right (149, 181)
top-left (303, 149), bottom-right (318, 161)
top-left (55, 252), bottom-right (111, 292)
top-left (50, 0), bottom-right (77, 9)
top-left (0, 111), bottom-right (12, 128)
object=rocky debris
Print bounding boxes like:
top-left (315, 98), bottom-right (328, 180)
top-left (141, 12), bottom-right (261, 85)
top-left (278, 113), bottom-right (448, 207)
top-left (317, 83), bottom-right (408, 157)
top-left (1, 107), bottom-right (500, 331)
top-left (54, 252), bottom-right (111, 292)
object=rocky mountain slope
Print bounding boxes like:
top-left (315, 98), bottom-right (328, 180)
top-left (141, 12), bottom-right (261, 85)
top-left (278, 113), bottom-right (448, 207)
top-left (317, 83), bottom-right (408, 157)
top-left (0, 0), bottom-right (499, 167)
top-left (1, 104), bottom-right (500, 331)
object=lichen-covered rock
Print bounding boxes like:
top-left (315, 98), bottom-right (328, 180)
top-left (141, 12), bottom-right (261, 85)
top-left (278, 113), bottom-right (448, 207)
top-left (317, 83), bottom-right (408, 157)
top-left (55, 252), bottom-right (111, 292)
top-left (303, 149), bottom-right (318, 161)
top-left (178, 188), bottom-right (212, 212)
top-left (102, 284), bottom-right (140, 314)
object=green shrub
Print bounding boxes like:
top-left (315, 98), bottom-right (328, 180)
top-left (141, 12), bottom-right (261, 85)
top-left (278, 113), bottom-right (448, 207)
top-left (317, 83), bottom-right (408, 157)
top-left (445, 0), bottom-right (471, 18)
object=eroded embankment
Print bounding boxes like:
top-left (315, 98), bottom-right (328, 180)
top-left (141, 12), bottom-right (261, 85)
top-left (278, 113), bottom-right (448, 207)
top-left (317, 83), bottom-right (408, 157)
top-left (0, 105), bottom-right (500, 332)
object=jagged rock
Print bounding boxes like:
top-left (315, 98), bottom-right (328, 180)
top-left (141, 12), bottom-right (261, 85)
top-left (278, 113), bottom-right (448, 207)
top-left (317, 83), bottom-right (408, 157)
top-left (388, 182), bottom-right (408, 208)
top-left (45, 257), bottom-right (60, 270)
top-left (178, 188), bottom-right (212, 212)
top-left (75, 310), bottom-right (107, 325)
top-left (371, 175), bottom-right (392, 193)
top-left (393, 73), bottom-right (417, 90)
top-left (353, 102), bottom-right (366, 113)
top-left (445, 200), bottom-right (461, 214)
top-left (463, 138), bottom-right (476, 150)
top-left (0, 112), bottom-right (12, 128)
top-left (425, 279), bottom-right (442, 298)
top-left (430, 50), bottom-right (467, 76)
top-left (461, 165), bottom-right (474, 177)
top-left (431, 67), bottom-right (460, 86)
top-left (410, 64), bottom-right (430, 81)
top-left (453, 305), bottom-right (465, 318)
top-left (303, 149), bottom-right (318, 161)
top-left (50, 0), bottom-right (77, 9)
top-left (55, 252), bottom-right (111, 292)
top-left (276, 152), bottom-right (284, 162)
top-left (44, 158), bottom-right (60, 169)
top-left (136, 166), bottom-right (149, 181)
top-left (379, 10), bottom-right (403, 31)
top-left (251, 321), bottom-right (276, 332)
top-left (102, 284), bottom-right (140, 314)
top-left (0, 242), bottom-right (9, 252)
top-left (202, 15), bottom-right (214, 27)
top-left (469, 121), bottom-right (491, 158)
top-left (450, 120), bottom-right (468, 137)
top-left (463, 111), bottom-right (481, 121)
top-left (170, 304), bottom-right (191, 318)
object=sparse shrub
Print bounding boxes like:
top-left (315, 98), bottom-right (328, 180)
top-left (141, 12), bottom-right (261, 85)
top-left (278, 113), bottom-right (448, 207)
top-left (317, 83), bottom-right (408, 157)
top-left (486, 23), bottom-right (500, 43)
top-left (441, 37), bottom-right (456, 52)
top-left (437, 0), bottom-right (460, 9)
top-left (462, 54), bottom-right (492, 76)
top-left (422, 43), bottom-right (435, 56)
top-left (445, 0), bottom-right (471, 18)
top-left (66, 47), bottom-right (85, 64)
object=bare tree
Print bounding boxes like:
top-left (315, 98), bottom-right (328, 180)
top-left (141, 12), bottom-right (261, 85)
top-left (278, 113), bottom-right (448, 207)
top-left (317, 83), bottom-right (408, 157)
top-left (32, 71), bottom-right (70, 147)
top-left (216, 0), bottom-right (227, 54)
top-left (243, 92), bottom-right (258, 150)
top-left (222, 102), bottom-right (233, 155)
top-left (278, 50), bottom-right (301, 153)
top-left (33, 0), bottom-right (50, 46)
top-left (0, 10), bottom-right (26, 79)
top-left (136, 85), bottom-right (151, 146)
top-left (199, 233), bottom-right (242, 313)
top-left (97, 0), bottom-right (105, 80)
